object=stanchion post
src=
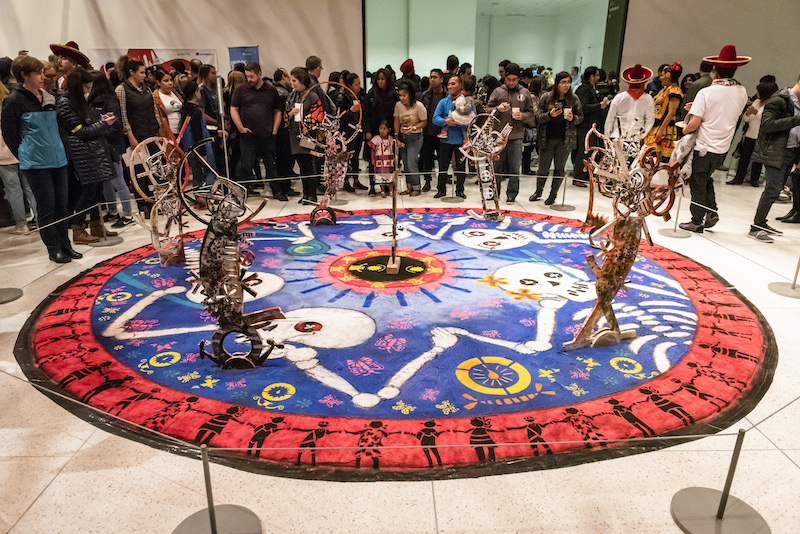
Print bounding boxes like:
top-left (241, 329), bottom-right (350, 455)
top-left (717, 428), bottom-right (745, 520)
top-left (201, 445), bottom-right (219, 534)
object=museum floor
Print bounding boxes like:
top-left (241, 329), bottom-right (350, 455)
top-left (1, 170), bottom-right (798, 533)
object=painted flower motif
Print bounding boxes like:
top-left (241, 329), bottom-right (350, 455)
top-left (420, 389), bottom-right (439, 401)
top-left (226, 379), bottom-right (247, 390)
top-left (504, 288), bottom-right (542, 301)
top-left (319, 395), bottom-right (343, 408)
top-left (477, 275), bottom-right (508, 288)
top-left (481, 330), bottom-right (501, 338)
top-left (520, 318), bottom-right (536, 327)
top-left (152, 277), bottom-right (176, 288)
top-left (181, 352), bottom-right (199, 363)
top-left (476, 297), bottom-right (505, 308)
top-left (295, 399), bottom-right (312, 409)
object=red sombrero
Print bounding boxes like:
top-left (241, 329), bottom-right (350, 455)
top-left (49, 41), bottom-right (90, 68)
top-left (621, 64), bottom-right (652, 84)
top-left (703, 45), bottom-right (750, 68)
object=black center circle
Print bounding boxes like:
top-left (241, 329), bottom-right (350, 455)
top-left (347, 255), bottom-right (427, 282)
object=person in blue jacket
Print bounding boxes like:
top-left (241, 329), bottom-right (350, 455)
top-left (1, 55), bottom-right (76, 263)
top-left (432, 75), bottom-right (476, 199)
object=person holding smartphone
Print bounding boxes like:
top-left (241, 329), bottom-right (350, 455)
top-left (531, 71), bottom-right (583, 205)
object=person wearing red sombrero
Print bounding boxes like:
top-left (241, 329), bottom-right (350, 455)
top-left (679, 45), bottom-right (749, 235)
top-left (604, 64), bottom-right (655, 141)
top-left (49, 41), bottom-right (90, 89)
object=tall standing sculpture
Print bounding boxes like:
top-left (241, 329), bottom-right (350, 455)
top-left (563, 125), bottom-right (680, 351)
top-left (459, 111), bottom-right (513, 222)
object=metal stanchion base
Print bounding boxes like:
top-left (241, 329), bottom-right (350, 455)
top-left (0, 288), bottom-right (23, 304)
top-left (440, 196), bottom-right (465, 203)
top-left (550, 203), bottom-right (575, 212)
top-left (329, 196), bottom-right (348, 207)
top-left (87, 236), bottom-right (124, 247)
top-left (768, 281), bottom-right (800, 299)
top-left (172, 504), bottom-right (262, 534)
top-left (671, 487), bottom-right (769, 534)
top-left (659, 228), bottom-right (692, 238)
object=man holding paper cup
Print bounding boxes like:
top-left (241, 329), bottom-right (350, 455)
top-left (488, 63), bottom-right (535, 203)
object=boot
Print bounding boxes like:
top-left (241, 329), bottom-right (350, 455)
top-left (72, 224), bottom-right (99, 244)
top-left (781, 211), bottom-right (800, 223)
top-left (422, 177), bottom-right (432, 192)
top-left (776, 209), bottom-right (798, 221)
top-left (61, 242), bottom-right (83, 259)
top-left (545, 177), bottom-right (564, 205)
top-left (89, 220), bottom-right (118, 238)
top-left (529, 177), bottom-right (546, 201)
top-left (354, 179), bottom-right (369, 191)
top-left (343, 179), bottom-right (355, 193)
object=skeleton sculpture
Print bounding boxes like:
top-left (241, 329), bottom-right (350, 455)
top-left (128, 130), bottom-right (191, 266)
top-left (563, 124), bottom-right (680, 351)
top-left (297, 82), bottom-right (362, 226)
top-left (459, 111), bottom-right (513, 222)
top-left (194, 178), bottom-right (284, 368)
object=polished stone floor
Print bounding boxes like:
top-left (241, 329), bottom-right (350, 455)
top-left (0, 169), bottom-right (797, 533)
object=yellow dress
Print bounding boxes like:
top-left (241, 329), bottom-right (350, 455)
top-left (645, 84), bottom-right (683, 159)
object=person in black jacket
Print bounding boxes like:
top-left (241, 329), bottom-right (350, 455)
top-left (56, 66), bottom-right (119, 244)
top-left (750, 76), bottom-right (800, 231)
top-left (88, 70), bottom-right (135, 227)
top-left (338, 72), bottom-right (367, 192)
top-left (364, 69), bottom-right (398, 195)
top-left (573, 67), bottom-right (609, 185)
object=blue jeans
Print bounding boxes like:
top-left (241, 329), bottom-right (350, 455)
top-left (494, 138), bottom-right (522, 199)
top-left (103, 160), bottom-right (134, 217)
top-left (400, 132), bottom-right (423, 189)
top-left (0, 163), bottom-right (37, 224)
top-left (22, 167), bottom-right (70, 255)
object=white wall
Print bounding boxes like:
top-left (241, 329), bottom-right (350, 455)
top-left (365, 0), bottom-right (477, 78)
top-left (0, 0), bottom-right (364, 78)
top-left (621, 0), bottom-right (800, 93)
top-left (365, 0), bottom-right (408, 76)
top-left (472, 1), bottom-right (608, 79)
top-left (408, 0), bottom-right (476, 77)
top-left (481, 15), bottom-right (555, 76)
top-left (552, 0), bottom-right (608, 75)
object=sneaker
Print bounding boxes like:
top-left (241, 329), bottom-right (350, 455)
top-left (703, 213), bottom-right (720, 229)
top-left (761, 224), bottom-right (783, 236)
top-left (274, 193), bottom-right (289, 202)
top-left (103, 213), bottom-right (119, 222)
top-left (748, 229), bottom-right (774, 243)
top-left (10, 223), bottom-right (27, 235)
top-left (111, 216), bottom-right (135, 228)
top-left (678, 221), bottom-right (704, 233)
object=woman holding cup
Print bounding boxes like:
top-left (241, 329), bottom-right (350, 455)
top-left (531, 71), bottom-right (583, 205)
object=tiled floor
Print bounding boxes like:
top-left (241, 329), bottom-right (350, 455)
top-left (1, 170), bottom-right (798, 533)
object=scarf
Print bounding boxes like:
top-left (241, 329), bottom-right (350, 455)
top-left (627, 88), bottom-right (644, 100)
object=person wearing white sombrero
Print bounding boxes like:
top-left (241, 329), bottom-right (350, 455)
top-left (604, 64), bottom-right (655, 141)
top-left (679, 45), bottom-right (750, 235)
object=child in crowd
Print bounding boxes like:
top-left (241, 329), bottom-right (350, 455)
top-left (179, 81), bottom-right (215, 204)
top-left (368, 120), bottom-right (395, 197)
top-left (437, 93), bottom-right (476, 139)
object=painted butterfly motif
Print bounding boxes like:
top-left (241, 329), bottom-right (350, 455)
top-left (347, 357), bottom-right (385, 376)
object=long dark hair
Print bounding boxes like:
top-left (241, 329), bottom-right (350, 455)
top-left (64, 66), bottom-right (94, 123)
top-left (398, 80), bottom-right (417, 105)
top-left (553, 71), bottom-right (573, 99)
top-left (87, 69), bottom-right (115, 108)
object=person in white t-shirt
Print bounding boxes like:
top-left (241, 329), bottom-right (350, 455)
top-left (153, 70), bottom-right (183, 137)
top-left (679, 45), bottom-right (749, 233)
top-left (604, 63), bottom-right (655, 141)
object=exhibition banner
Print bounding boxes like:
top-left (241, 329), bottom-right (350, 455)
top-left (228, 46), bottom-right (259, 69)
top-left (86, 48), bottom-right (216, 72)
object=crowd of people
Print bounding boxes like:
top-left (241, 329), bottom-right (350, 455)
top-left (2, 40), bottom-right (800, 263)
